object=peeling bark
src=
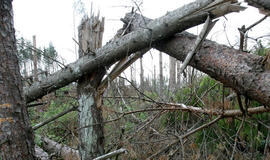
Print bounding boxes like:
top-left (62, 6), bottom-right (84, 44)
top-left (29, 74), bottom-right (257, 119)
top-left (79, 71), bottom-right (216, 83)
top-left (77, 15), bottom-right (105, 159)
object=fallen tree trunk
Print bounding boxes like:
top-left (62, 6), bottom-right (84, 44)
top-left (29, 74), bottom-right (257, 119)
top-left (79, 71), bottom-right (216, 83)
top-left (124, 13), bottom-right (270, 106)
top-left (41, 137), bottom-right (80, 160)
top-left (245, 0), bottom-right (270, 15)
top-left (35, 145), bottom-right (49, 160)
top-left (24, 0), bottom-right (241, 103)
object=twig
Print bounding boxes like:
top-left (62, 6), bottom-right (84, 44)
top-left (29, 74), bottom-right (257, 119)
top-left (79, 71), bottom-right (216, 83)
top-left (230, 116), bottom-right (245, 160)
top-left (245, 14), bottom-right (269, 32)
top-left (147, 115), bottom-right (222, 159)
top-left (178, 15), bottom-right (217, 74)
top-left (27, 102), bottom-right (47, 108)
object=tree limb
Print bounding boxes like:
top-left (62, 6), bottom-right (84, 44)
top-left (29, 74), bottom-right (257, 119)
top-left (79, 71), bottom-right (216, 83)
top-left (126, 13), bottom-right (270, 106)
top-left (24, 0), bottom-right (241, 103)
top-left (93, 148), bottom-right (127, 160)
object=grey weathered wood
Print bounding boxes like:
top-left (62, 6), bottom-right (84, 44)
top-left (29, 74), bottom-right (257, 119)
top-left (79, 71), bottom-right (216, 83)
top-left (41, 137), bottom-right (80, 160)
top-left (93, 148), bottom-right (127, 160)
top-left (77, 14), bottom-right (105, 160)
top-left (24, 0), bottom-right (217, 103)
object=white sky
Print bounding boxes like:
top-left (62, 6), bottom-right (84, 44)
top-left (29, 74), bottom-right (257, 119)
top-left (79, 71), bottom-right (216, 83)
top-left (13, 0), bottom-right (270, 81)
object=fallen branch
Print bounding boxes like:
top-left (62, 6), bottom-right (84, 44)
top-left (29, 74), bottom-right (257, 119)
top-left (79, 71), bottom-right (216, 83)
top-left (93, 148), bottom-right (127, 160)
top-left (230, 115), bottom-right (245, 160)
top-left (147, 115), bottom-right (222, 159)
top-left (78, 102), bottom-right (270, 130)
top-left (33, 105), bottom-right (78, 130)
top-left (41, 137), bottom-right (79, 160)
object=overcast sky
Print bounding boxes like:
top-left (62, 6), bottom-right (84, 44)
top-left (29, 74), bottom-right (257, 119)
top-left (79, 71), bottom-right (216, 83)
top-left (12, 0), bottom-right (270, 80)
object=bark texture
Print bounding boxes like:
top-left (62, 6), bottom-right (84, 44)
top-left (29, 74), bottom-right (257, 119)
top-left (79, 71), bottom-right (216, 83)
top-left (245, 0), bottom-right (270, 15)
top-left (24, 0), bottom-right (217, 103)
top-left (0, 0), bottom-right (35, 159)
top-left (126, 13), bottom-right (270, 106)
top-left (77, 15), bottom-right (105, 159)
top-left (41, 137), bottom-right (79, 160)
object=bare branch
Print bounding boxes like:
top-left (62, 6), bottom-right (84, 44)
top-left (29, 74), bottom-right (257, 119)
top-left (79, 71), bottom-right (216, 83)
top-left (93, 148), bottom-right (127, 160)
top-left (178, 15), bottom-right (217, 75)
top-left (147, 115), bottom-right (222, 159)
top-left (33, 105), bottom-right (78, 130)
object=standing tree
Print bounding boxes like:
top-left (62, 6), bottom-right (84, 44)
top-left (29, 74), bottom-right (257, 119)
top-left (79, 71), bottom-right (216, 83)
top-left (17, 37), bottom-right (32, 77)
top-left (169, 56), bottom-right (176, 91)
top-left (43, 42), bottom-right (58, 73)
top-left (159, 52), bottom-right (164, 95)
top-left (0, 0), bottom-right (35, 159)
top-left (140, 57), bottom-right (144, 92)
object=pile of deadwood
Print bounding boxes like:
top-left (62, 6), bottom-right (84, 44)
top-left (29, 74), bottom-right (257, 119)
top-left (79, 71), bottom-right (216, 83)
top-left (33, 0), bottom-right (270, 159)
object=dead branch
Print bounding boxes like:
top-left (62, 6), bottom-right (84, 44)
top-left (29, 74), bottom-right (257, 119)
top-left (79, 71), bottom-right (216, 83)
top-left (230, 116), bottom-right (245, 160)
top-left (147, 115), bottom-right (222, 159)
top-left (33, 105), bottom-right (78, 130)
top-left (41, 137), bottom-right (80, 160)
top-left (178, 15), bottom-right (216, 74)
top-left (93, 148), bottom-right (127, 160)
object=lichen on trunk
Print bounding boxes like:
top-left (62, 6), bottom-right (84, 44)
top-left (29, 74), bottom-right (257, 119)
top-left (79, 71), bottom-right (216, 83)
top-left (77, 13), bottom-right (105, 159)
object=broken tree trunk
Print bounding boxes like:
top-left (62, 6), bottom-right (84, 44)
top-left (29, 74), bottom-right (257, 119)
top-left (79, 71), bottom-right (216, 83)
top-left (124, 12), bottom-right (270, 106)
top-left (77, 14), bottom-right (105, 159)
top-left (24, 0), bottom-right (219, 103)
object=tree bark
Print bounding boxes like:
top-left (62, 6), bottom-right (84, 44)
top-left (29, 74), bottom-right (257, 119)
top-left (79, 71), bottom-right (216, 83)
top-left (245, 0), bottom-right (270, 15)
top-left (41, 137), bottom-right (79, 160)
top-left (24, 0), bottom-right (219, 103)
top-left (77, 15), bottom-right (105, 159)
top-left (0, 0), bottom-right (35, 159)
top-left (126, 13), bottom-right (270, 106)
